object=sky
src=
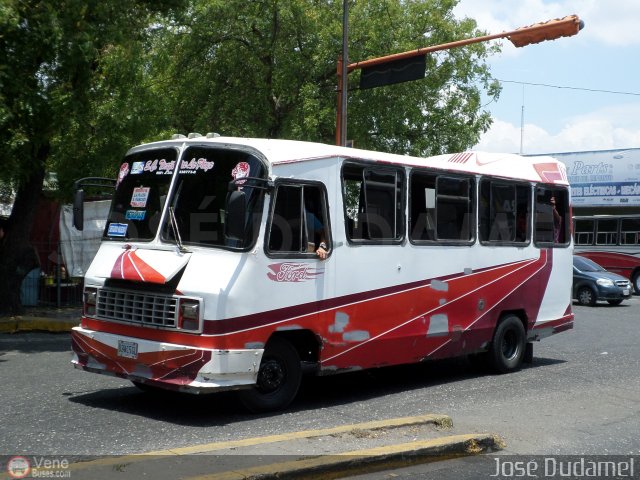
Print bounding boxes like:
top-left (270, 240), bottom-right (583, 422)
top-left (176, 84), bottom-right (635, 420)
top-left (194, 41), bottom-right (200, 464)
top-left (452, 0), bottom-right (640, 155)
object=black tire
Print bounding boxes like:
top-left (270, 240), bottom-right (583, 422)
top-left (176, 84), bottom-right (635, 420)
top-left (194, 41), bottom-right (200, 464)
top-left (633, 273), bottom-right (640, 295)
top-left (577, 286), bottom-right (596, 306)
top-left (238, 337), bottom-right (302, 413)
top-left (607, 299), bottom-right (623, 306)
top-left (489, 315), bottom-right (526, 374)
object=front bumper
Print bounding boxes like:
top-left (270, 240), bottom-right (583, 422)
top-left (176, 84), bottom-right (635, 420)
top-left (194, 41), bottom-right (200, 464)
top-left (595, 285), bottom-right (632, 301)
top-left (71, 326), bottom-right (263, 392)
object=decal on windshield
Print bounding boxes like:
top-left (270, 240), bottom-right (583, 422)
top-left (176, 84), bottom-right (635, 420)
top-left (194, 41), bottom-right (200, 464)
top-left (107, 223), bottom-right (128, 237)
top-left (125, 210), bottom-right (146, 221)
top-left (131, 162), bottom-right (144, 175)
top-left (130, 187), bottom-right (150, 208)
top-left (232, 162), bottom-right (251, 185)
top-left (180, 157), bottom-right (215, 174)
top-left (143, 159), bottom-right (176, 175)
top-left (116, 163), bottom-right (130, 188)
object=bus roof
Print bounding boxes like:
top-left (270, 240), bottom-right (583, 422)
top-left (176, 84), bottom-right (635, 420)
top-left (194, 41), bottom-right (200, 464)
top-left (129, 136), bottom-right (569, 185)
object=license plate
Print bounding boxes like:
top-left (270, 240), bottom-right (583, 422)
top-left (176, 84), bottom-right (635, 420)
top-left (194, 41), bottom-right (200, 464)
top-left (623, 289), bottom-right (630, 296)
top-left (117, 340), bottom-right (139, 359)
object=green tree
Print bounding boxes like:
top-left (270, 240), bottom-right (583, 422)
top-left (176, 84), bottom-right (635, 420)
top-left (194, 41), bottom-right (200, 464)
top-left (347, 0), bottom-right (500, 154)
top-left (0, 0), bottom-right (185, 314)
top-left (151, 0), bottom-right (499, 153)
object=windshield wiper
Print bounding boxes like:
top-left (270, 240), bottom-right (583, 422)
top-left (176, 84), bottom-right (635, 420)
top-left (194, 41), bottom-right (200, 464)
top-left (169, 206), bottom-right (189, 253)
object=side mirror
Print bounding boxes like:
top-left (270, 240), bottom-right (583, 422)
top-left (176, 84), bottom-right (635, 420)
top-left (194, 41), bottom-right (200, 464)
top-left (225, 190), bottom-right (247, 241)
top-left (73, 189), bottom-right (85, 231)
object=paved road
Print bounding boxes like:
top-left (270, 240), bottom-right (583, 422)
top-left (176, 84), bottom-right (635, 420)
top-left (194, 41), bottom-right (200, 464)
top-left (1, 299), bottom-right (639, 473)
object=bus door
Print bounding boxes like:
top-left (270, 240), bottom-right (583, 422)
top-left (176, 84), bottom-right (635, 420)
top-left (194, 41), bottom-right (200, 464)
top-left (263, 180), bottom-right (333, 332)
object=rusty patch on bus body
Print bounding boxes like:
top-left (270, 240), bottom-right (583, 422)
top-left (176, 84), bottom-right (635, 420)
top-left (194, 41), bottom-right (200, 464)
top-left (430, 280), bottom-right (448, 292)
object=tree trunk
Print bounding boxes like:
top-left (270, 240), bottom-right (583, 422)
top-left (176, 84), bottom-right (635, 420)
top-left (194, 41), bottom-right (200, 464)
top-left (0, 163), bottom-right (46, 315)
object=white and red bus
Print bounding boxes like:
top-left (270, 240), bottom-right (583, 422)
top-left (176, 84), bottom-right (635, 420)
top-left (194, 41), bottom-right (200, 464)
top-left (573, 214), bottom-right (640, 293)
top-left (71, 136), bottom-right (573, 412)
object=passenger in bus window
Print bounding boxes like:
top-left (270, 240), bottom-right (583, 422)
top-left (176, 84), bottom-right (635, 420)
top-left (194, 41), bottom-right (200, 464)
top-left (304, 194), bottom-right (329, 260)
top-left (305, 210), bottom-right (328, 259)
top-left (550, 196), bottom-right (562, 243)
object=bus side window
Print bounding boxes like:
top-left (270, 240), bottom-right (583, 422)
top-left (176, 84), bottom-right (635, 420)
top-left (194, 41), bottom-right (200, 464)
top-left (514, 185), bottom-right (531, 242)
top-left (574, 219), bottom-right (595, 245)
top-left (621, 218), bottom-right (640, 245)
top-left (267, 183), bottom-right (330, 257)
top-left (409, 172), bottom-right (436, 241)
top-left (410, 171), bottom-right (474, 243)
top-left (534, 187), bottom-right (569, 246)
top-left (436, 176), bottom-right (474, 242)
top-left (596, 219), bottom-right (618, 245)
top-left (479, 180), bottom-right (530, 244)
top-left (343, 163), bottom-right (404, 243)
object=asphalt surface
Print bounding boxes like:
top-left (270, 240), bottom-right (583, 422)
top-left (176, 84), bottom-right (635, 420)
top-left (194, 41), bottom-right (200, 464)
top-left (1, 307), bottom-right (506, 478)
top-left (2, 299), bottom-right (640, 479)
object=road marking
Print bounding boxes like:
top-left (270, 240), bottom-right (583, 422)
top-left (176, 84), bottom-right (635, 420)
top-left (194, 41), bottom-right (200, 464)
top-left (68, 414), bottom-right (452, 472)
top-left (0, 318), bottom-right (77, 333)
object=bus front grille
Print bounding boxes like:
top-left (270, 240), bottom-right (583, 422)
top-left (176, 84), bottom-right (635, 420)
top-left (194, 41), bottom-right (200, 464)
top-left (96, 288), bottom-right (178, 328)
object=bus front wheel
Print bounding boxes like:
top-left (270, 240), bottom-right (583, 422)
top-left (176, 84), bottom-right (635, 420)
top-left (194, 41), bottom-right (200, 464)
top-left (238, 337), bottom-right (302, 413)
top-left (489, 315), bottom-right (526, 374)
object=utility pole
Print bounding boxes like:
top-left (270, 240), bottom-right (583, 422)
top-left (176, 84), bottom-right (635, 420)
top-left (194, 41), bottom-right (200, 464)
top-left (336, 0), bottom-right (349, 147)
top-left (520, 84), bottom-right (525, 155)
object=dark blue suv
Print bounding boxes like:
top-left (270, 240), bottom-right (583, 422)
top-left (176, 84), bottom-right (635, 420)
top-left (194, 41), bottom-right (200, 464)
top-left (573, 255), bottom-right (632, 306)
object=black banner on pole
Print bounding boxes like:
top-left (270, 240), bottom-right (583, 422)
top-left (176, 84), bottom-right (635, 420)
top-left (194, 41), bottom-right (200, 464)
top-left (359, 55), bottom-right (426, 90)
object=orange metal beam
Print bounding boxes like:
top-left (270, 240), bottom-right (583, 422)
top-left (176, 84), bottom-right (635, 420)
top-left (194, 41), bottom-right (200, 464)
top-left (335, 14), bottom-right (583, 145)
top-left (347, 15), bottom-right (582, 72)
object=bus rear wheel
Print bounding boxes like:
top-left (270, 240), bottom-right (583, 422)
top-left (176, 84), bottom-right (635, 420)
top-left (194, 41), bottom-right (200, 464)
top-left (238, 337), bottom-right (302, 413)
top-left (489, 315), bottom-right (526, 374)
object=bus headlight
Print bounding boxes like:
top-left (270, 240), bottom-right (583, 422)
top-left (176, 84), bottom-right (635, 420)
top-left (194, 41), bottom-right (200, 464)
top-left (179, 299), bottom-right (201, 331)
top-left (84, 287), bottom-right (97, 317)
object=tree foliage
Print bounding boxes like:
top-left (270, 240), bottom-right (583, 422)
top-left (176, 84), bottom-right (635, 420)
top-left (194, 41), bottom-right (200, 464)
top-left (0, 0), bottom-right (501, 313)
top-left (347, 0), bottom-right (501, 154)
top-left (146, 0), bottom-right (500, 155)
top-left (0, 0), bottom-right (185, 314)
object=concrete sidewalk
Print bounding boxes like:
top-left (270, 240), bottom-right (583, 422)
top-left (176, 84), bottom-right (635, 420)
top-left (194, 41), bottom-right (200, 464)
top-left (0, 307), bottom-right (81, 333)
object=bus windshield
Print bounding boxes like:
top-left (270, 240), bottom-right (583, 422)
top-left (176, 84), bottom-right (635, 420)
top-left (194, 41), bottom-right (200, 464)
top-left (161, 146), bottom-right (267, 249)
top-left (104, 148), bottom-right (177, 241)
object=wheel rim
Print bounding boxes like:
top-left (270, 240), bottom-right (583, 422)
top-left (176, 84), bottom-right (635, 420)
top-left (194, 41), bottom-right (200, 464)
top-left (502, 329), bottom-right (520, 360)
top-left (256, 357), bottom-right (286, 393)
top-left (578, 288), bottom-right (593, 305)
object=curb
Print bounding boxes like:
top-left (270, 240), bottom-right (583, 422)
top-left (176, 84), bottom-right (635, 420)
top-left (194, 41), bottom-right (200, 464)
top-left (69, 414), bottom-right (456, 473)
top-left (66, 414), bottom-right (505, 479)
top-left (0, 317), bottom-right (78, 333)
top-left (188, 433), bottom-right (506, 480)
